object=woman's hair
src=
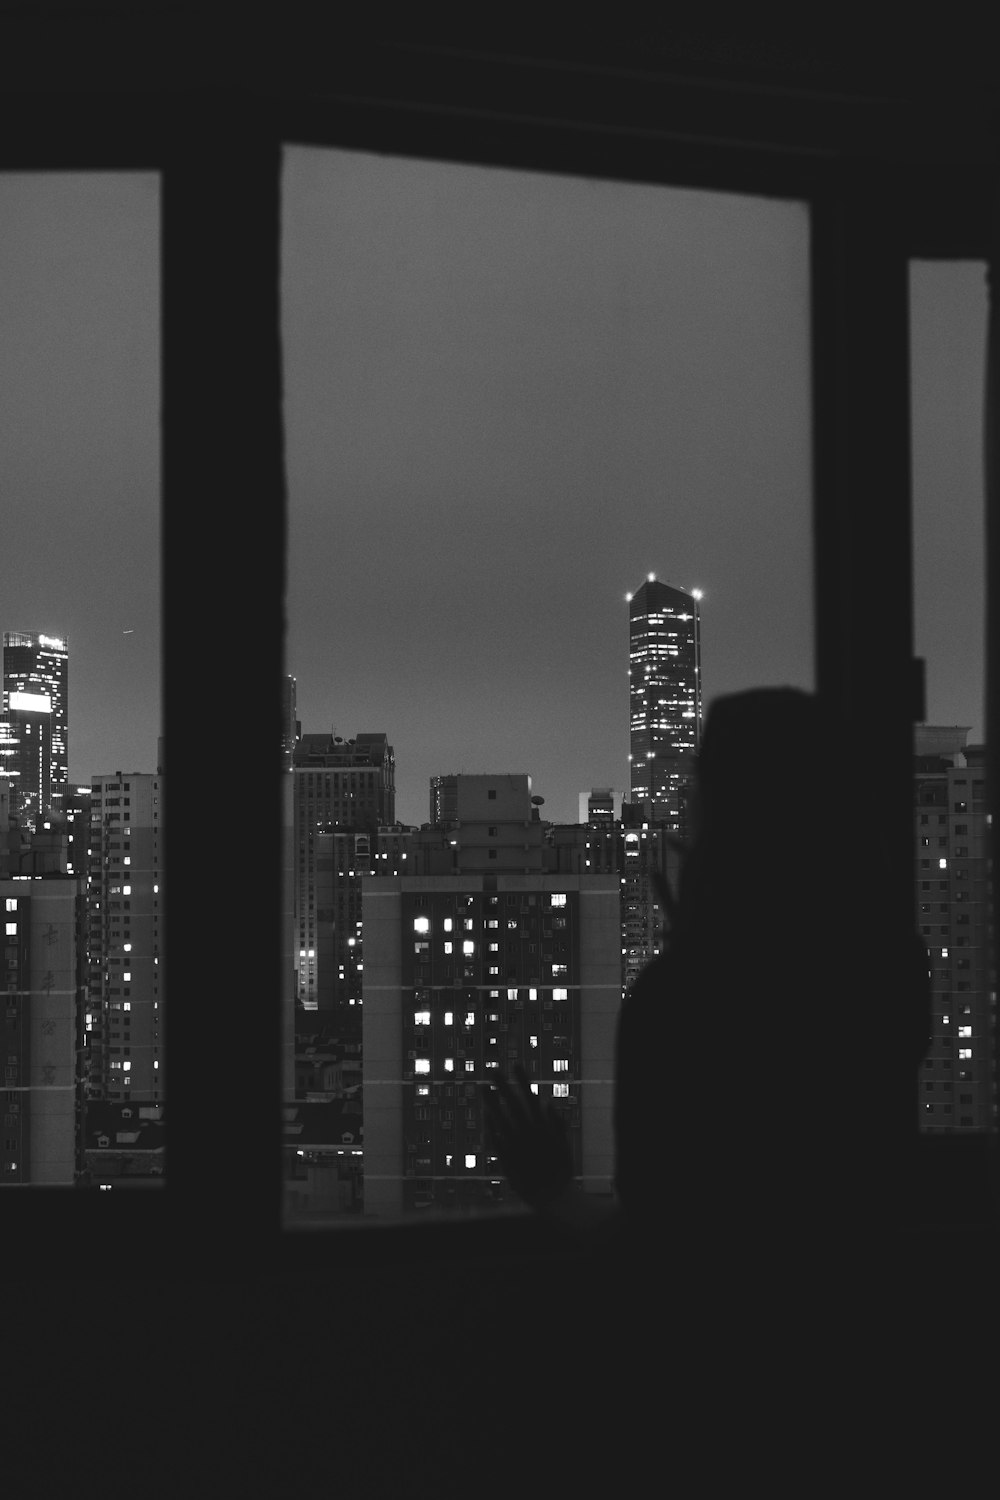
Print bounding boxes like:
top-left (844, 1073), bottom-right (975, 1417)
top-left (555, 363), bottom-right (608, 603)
top-left (671, 687), bottom-right (872, 934)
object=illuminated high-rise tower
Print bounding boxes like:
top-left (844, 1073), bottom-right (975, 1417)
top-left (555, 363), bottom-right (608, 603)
top-left (627, 577), bottom-right (702, 832)
top-left (3, 632), bottom-right (69, 819)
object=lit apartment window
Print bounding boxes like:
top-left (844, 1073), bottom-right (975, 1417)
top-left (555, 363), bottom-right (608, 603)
top-left (553, 1084), bottom-right (570, 1098)
top-left (414, 1010), bottom-right (431, 1026)
top-left (553, 1059), bottom-right (569, 1072)
top-left (443, 918), bottom-right (453, 932)
top-left (414, 1059), bottom-right (431, 1074)
top-left (413, 916), bottom-right (430, 934)
top-left (550, 894), bottom-right (567, 907)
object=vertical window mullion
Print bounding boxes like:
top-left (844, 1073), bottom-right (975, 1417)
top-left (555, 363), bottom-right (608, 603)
top-left (162, 103), bottom-right (285, 1266)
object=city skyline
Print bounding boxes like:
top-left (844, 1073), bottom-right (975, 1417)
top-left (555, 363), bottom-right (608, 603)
top-left (0, 163), bottom-right (988, 827)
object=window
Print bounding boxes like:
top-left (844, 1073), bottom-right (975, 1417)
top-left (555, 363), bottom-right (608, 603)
top-left (0, 35), bottom-right (935, 1266)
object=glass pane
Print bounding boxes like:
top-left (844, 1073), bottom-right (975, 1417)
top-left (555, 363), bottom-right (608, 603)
top-left (281, 148), bottom-right (812, 1225)
top-left (910, 261), bottom-right (996, 1144)
top-left (0, 174), bottom-right (162, 1188)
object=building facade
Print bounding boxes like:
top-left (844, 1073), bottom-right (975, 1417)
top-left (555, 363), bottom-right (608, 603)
top-left (1, 780), bottom-right (86, 1186)
top-left (85, 771), bottom-right (164, 1105)
top-left (914, 727), bottom-right (997, 1135)
top-left (582, 796), bottom-right (682, 998)
top-left (362, 775), bottom-right (620, 1218)
top-left (627, 578), bottom-right (702, 834)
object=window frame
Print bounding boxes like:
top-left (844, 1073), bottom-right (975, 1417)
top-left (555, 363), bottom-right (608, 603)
top-left (2, 35), bottom-right (996, 1275)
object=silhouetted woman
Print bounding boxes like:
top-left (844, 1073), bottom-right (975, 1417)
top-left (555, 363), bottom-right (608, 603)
top-left (486, 688), bottom-right (932, 1250)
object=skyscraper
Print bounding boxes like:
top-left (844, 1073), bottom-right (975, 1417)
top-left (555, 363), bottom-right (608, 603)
top-left (627, 577), bottom-right (702, 832)
top-left (3, 632), bottom-right (69, 821)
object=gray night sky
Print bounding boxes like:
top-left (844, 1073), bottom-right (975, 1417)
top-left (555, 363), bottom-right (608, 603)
top-left (0, 157), bottom-right (987, 825)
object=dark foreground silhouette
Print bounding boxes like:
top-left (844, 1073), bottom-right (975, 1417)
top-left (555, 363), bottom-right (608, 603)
top-left (485, 688), bottom-right (932, 1250)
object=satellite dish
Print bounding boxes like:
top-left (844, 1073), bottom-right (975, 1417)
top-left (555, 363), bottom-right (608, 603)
top-left (531, 796), bottom-right (545, 805)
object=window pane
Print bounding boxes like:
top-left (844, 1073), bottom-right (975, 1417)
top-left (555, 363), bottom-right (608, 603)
top-left (281, 148), bottom-right (811, 1226)
top-left (0, 175), bottom-right (162, 1188)
top-left (910, 261), bottom-right (996, 1141)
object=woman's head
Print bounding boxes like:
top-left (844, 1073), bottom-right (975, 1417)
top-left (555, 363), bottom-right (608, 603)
top-left (672, 688), bottom-right (860, 928)
top-left (693, 688), bottom-right (835, 846)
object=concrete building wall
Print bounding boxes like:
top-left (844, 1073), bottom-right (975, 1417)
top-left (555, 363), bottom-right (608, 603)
top-left (360, 880), bottom-right (404, 1217)
top-left (2, 876), bottom-right (81, 1185)
top-left (27, 881), bottom-right (78, 1183)
top-left (578, 880), bottom-right (622, 1196)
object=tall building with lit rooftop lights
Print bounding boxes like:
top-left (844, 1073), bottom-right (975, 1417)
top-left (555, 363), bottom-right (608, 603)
top-left (3, 632), bottom-right (69, 822)
top-left (627, 577), bottom-right (702, 832)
